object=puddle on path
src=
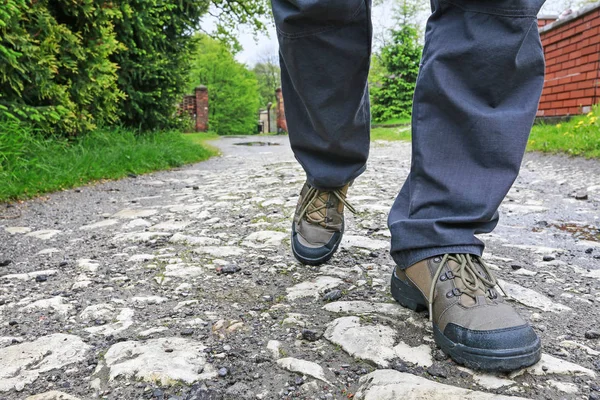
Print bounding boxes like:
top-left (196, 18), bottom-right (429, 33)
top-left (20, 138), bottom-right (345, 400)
top-left (234, 142), bottom-right (280, 147)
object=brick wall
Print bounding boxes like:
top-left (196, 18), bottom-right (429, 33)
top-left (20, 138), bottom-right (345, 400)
top-left (538, 3), bottom-right (600, 117)
top-left (538, 16), bottom-right (557, 28)
top-left (275, 88), bottom-right (288, 133)
top-left (177, 86), bottom-right (209, 132)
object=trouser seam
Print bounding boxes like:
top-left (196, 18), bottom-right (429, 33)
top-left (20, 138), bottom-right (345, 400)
top-left (441, 0), bottom-right (539, 17)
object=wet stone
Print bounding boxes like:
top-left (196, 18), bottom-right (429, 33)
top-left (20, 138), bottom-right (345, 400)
top-left (427, 363), bottom-right (449, 379)
top-left (585, 330), bottom-right (600, 339)
top-left (301, 329), bottom-right (320, 342)
top-left (575, 191), bottom-right (589, 200)
top-left (216, 264), bottom-right (241, 274)
top-left (323, 289), bottom-right (343, 302)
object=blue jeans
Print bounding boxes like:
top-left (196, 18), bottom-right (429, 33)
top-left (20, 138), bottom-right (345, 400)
top-left (272, 0), bottom-right (546, 268)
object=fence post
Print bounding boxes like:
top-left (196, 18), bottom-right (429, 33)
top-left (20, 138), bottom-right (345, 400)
top-left (195, 85), bottom-right (209, 132)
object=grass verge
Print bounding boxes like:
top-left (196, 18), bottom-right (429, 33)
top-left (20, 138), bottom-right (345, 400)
top-left (0, 120), bottom-right (219, 202)
top-left (373, 117), bottom-right (411, 126)
top-left (528, 106), bottom-right (600, 158)
top-left (371, 126), bottom-right (412, 142)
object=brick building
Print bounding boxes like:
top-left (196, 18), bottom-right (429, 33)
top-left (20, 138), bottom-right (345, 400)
top-left (537, 2), bottom-right (600, 118)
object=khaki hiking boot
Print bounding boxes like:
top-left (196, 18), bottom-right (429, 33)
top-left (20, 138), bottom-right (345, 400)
top-left (391, 254), bottom-right (541, 371)
top-left (291, 182), bottom-right (356, 265)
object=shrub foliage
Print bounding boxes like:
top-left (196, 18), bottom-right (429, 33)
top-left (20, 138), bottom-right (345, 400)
top-left (0, 0), bottom-right (124, 135)
top-left (0, 0), bottom-right (266, 136)
top-left (370, 26), bottom-right (422, 123)
top-left (189, 35), bottom-right (260, 135)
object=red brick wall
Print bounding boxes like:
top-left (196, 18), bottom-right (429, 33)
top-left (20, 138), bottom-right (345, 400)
top-left (177, 86), bottom-right (209, 132)
top-left (195, 86), bottom-right (209, 132)
top-left (538, 17), bottom-right (557, 28)
top-left (275, 88), bottom-right (288, 133)
top-left (538, 5), bottom-right (600, 117)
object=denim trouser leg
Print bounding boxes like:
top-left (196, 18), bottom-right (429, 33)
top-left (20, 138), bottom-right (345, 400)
top-left (389, 0), bottom-right (546, 268)
top-left (272, 0), bottom-right (372, 190)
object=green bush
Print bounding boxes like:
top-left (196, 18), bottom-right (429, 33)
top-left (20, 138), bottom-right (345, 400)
top-left (111, 0), bottom-right (209, 131)
top-left (0, 0), bottom-right (124, 136)
top-left (370, 26), bottom-right (422, 123)
top-left (189, 35), bottom-right (260, 135)
top-left (1, 0), bottom-right (267, 136)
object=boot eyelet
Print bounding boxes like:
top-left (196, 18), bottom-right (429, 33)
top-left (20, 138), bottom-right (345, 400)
top-left (446, 290), bottom-right (454, 298)
top-left (433, 257), bottom-right (442, 263)
top-left (440, 274), bottom-right (447, 281)
top-left (452, 288), bottom-right (462, 297)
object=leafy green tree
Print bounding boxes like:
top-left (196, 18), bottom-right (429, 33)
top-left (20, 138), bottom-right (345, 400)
top-left (1, 0), bottom-right (268, 136)
top-left (252, 52), bottom-right (281, 107)
top-left (189, 35), bottom-right (260, 135)
top-left (0, 0), bottom-right (124, 135)
top-left (111, 0), bottom-right (210, 131)
top-left (370, 25), bottom-right (422, 123)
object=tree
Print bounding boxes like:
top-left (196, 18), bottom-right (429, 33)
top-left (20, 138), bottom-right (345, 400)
top-left (370, 25), bottom-right (422, 122)
top-left (0, 0), bottom-right (124, 136)
top-left (189, 35), bottom-right (260, 135)
top-left (111, 0), bottom-right (210, 131)
top-left (0, 0), bottom-right (269, 136)
top-left (252, 50), bottom-right (281, 107)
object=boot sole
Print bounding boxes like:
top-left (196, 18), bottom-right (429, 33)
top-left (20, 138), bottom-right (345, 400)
top-left (291, 224), bottom-right (343, 266)
top-left (390, 270), bottom-right (542, 372)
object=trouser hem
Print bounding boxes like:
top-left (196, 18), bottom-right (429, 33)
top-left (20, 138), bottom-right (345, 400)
top-left (392, 245), bottom-right (484, 270)
top-left (305, 164), bottom-right (366, 191)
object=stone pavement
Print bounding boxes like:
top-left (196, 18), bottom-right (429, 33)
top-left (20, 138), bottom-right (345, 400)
top-left (1, 136), bottom-right (599, 400)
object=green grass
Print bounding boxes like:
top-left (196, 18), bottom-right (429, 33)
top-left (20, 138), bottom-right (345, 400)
top-left (371, 126), bottom-right (412, 142)
top-left (369, 106), bottom-right (600, 160)
top-left (528, 106), bottom-right (600, 158)
top-left (374, 117), bottom-right (412, 126)
top-left (0, 120), bottom-right (219, 202)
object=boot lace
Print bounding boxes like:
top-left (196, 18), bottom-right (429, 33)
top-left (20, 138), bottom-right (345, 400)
top-left (428, 254), bottom-right (507, 321)
top-left (298, 186), bottom-right (357, 226)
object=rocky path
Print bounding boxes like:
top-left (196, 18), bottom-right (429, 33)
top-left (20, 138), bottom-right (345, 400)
top-left (1, 136), bottom-right (599, 400)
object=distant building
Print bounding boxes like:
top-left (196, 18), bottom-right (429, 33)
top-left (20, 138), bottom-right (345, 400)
top-left (537, 2), bottom-right (600, 118)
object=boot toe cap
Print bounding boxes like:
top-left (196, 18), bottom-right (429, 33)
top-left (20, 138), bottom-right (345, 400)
top-left (291, 228), bottom-right (342, 265)
top-left (443, 322), bottom-right (540, 353)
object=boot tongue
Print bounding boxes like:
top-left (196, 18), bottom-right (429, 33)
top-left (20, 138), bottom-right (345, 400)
top-left (446, 259), bottom-right (488, 307)
top-left (307, 193), bottom-right (326, 223)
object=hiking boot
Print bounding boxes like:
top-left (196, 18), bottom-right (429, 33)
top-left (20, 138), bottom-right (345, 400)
top-left (291, 182), bottom-right (356, 265)
top-left (391, 254), bottom-right (541, 371)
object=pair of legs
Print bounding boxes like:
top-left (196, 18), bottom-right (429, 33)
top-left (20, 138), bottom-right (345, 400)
top-left (273, 0), bottom-right (546, 371)
top-left (274, 0), bottom-right (546, 267)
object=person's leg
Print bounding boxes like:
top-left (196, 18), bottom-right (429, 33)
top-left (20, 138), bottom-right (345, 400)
top-left (389, 0), bottom-right (546, 371)
top-left (272, 0), bottom-right (372, 265)
top-left (389, 0), bottom-right (546, 267)
top-left (272, 0), bottom-right (372, 190)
